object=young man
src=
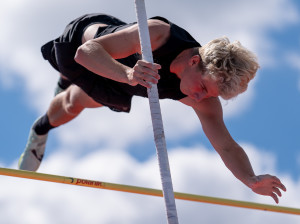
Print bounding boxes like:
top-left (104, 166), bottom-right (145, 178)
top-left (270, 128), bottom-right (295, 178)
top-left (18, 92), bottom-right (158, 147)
top-left (18, 13), bottom-right (286, 203)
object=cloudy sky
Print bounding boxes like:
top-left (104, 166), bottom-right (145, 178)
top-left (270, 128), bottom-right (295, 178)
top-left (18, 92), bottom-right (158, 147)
top-left (0, 0), bottom-right (300, 223)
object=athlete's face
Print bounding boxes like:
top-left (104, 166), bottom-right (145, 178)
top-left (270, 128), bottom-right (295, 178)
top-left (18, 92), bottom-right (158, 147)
top-left (180, 57), bottom-right (219, 102)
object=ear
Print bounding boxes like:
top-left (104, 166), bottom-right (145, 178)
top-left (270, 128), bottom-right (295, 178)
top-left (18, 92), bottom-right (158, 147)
top-left (188, 55), bottom-right (201, 67)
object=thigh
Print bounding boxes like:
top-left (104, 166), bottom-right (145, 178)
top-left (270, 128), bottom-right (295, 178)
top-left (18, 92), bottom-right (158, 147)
top-left (68, 84), bottom-right (103, 109)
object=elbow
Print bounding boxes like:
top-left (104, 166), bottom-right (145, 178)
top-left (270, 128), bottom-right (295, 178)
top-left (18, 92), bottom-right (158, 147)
top-left (74, 44), bottom-right (86, 65)
top-left (74, 40), bottom-right (96, 65)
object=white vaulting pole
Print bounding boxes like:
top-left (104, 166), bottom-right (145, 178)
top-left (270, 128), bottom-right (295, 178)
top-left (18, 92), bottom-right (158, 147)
top-left (134, 0), bottom-right (179, 223)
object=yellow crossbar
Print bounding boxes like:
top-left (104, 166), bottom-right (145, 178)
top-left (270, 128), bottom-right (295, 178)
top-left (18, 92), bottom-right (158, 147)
top-left (0, 167), bottom-right (299, 215)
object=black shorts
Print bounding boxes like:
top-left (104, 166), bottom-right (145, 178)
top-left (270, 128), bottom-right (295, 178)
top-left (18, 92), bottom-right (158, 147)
top-left (41, 13), bottom-right (127, 72)
top-left (41, 14), bottom-right (137, 112)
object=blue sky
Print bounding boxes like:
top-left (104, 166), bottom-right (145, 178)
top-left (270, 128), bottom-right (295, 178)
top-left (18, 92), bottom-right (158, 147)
top-left (0, 0), bottom-right (300, 223)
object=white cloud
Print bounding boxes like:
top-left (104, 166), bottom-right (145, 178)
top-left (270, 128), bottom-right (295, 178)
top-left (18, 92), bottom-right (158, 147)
top-left (55, 97), bottom-right (153, 150)
top-left (221, 73), bottom-right (258, 118)
top-left (1, 144), bottom-right (300, 224)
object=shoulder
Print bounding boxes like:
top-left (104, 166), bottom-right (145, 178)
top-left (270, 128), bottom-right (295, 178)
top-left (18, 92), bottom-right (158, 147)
top-left (147, 18), bottom-right (171, 43)
top-left (179, 96), bottom-right (223, 118)
top-left (148, 18), bottom-right (170, 29)
top-left (149, 17), bottom-right (200, 50)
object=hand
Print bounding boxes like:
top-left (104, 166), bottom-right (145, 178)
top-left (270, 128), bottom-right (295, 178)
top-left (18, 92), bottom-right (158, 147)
top-left (249, 174), bottom-right (286, 203)
top-left (127, 60), bottom-right (161, 88)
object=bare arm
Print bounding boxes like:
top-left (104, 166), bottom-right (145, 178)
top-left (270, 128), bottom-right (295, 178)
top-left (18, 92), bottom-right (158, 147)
top-left (180, 96), bottom-right (286, 203)
top-left (74, 19), bottom-right (169, 87)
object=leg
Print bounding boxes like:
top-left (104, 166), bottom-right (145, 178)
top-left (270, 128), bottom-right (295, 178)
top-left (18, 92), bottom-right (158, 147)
top-left (18, 85), bottom-right (102, 171)
top-left (48, 84), bottom-right (102, 127)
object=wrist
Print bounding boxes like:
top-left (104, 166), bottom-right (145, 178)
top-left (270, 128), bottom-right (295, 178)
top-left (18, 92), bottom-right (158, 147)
top-left (246, 175), bottom-right (259, 189)
top-left (125, 67), bottom-right (135, 86)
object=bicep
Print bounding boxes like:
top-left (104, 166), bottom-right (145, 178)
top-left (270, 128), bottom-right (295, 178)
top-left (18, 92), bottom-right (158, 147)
top-left (199, 110), bottom-right (236, 151)
top-left (91, 19), bottom-right (170, 59)
top-left (180, 97), bottom-right (237, 151)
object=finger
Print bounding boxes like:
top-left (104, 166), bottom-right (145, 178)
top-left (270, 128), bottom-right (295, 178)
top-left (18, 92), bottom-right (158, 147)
top-left (270, 176), bottom-right (287, 191)
top-left (276, 183), bottom-right (286, 192)
top-left (137, 60), bottom-right (161, 70)
top-left (135, 71), bottom-right (159, 84)
top-left (272, 181), bottom-right (287, 192)
top-left (271, 192), bottom-right (279, 204)
top-left (137, 67), bottom-right (160, 79)
top-left (136, 77), bottom-right (152, 88)
top-left (273, 187), bottom-right (282, 197)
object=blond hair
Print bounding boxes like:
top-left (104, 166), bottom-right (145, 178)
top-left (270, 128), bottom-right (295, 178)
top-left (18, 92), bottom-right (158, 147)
top-left (199, 37), bottom-right (259, 99)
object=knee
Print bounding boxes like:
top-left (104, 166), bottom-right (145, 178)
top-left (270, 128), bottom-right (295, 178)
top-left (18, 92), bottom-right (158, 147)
top-left (62, 90), bottom-right (84, 116)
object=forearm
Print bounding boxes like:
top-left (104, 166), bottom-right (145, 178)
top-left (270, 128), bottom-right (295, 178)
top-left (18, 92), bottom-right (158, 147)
top-left (217, 144), bottom-right (257, 188)
top-left (74, 40), bottom-right (131, 84)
